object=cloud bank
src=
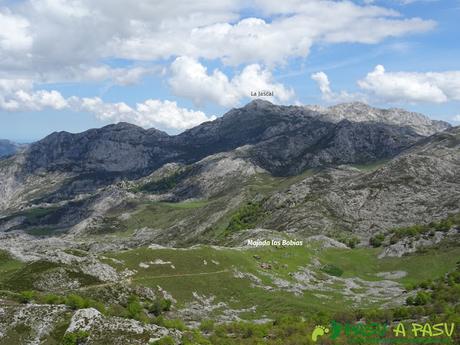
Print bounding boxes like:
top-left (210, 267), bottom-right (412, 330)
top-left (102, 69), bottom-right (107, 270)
top-left (0, 0), bottom-right (445, 131)
top-left (312, 65), bottom-right (460, 104)
top-left (169, 57), bottom-right (294, 107)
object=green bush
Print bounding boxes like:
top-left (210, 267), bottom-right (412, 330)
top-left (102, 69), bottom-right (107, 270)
top-left (62, 331), bottom-right (89, 345)
top-left (43, 293), bottom-right (64, 305)
top-left (406, 296), bottom-right (415, 306)
top-left (347, 237), bottom-right (360, 248)
top-left (147, 298), bottom-right (172, 316)
top-left (126, 295), bottom-right (143, 320)
top-left (19, 290), bottom-right (36, 304)
top-left (338, 235), bottom-right (360, 248)
top-left (369, 234), bottom-right (385, 247)
top-left (321, 264), bottom-right (344, 277)
top-left (388, 213), bottom-right (460, 243)
top-left (435, 218), bottom-right (454, 232)
top-left (413, 291), bottom-right (431, 306)
top-left (199, 319), bottom-right (215, 333)
top-left (154, 316), bottom-right (186, 331)
top-left (65, 294), bottom-right (87, 310)
top-left (226, 200), bottom-right (265, 233)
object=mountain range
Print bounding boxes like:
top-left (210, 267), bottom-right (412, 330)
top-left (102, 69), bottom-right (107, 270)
top-left (0, 139), bottom-right (25, 158)
top-left (0, 100), bottom-right (457, 244)
top-left (1, 100), bottom-right (459, 345)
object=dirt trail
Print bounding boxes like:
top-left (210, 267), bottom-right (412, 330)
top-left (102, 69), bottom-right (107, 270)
top-left (135, 269), bottom-right (229, 279)
top-left (70, 269), bottom-right (230, 291)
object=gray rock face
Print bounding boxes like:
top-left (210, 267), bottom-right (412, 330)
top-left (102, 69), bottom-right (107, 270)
top-left (262, 126), bottom-right (460, 237)
top-left (138, 150), bottom-right (267, 200)
top-left (21, 101), bottom-right (423, 178)
top-left (378, 228), bottom-right (459, 258)
top-left (66, 308), bottom-right (182, 344)
top-left (0, 101), bottom-right (453, 240)
top-left (0, 304), bottom-right (68, 344)
top-left (23, 122), bottom-right (171, 174)
top-left (306, 102), bottom-right (450, 136)
top-left (0, 100), bottom-right (424, 209)
top-left (176, 100), bottom-right (422, 176)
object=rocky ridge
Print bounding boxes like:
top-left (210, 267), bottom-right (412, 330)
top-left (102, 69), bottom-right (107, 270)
top-left (307, 101), bottom-right (450, 136)
top-left (0, 139), bottom-right (25, 158)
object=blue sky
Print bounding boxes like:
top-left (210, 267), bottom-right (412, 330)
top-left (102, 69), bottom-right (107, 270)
top-left (0, 0), bottom-right (459, 142)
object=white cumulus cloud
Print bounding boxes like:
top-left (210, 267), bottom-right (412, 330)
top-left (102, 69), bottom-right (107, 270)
top-left (0, 0), bottom-right (436, 80)
top-left (0, 77), bottom-right (214, 131)
top-left (77, 97), bottom-right (215, 132)
top-left (169, 56), bottom-right (294, 107)
top-left (311, 65), bottom-right (460, 105)
top-left (0, 78), bottom-right (68, 111)
top-left (81, 65), bottom-right (156, 85)
top-left (0, 10), bottom-right (32, 52)
top-left (358, 65), bottom-right (460, 103)
top-left (311, 72), bottom-right (332, 97)
top-left (311, 72), bottom-right (365, 103)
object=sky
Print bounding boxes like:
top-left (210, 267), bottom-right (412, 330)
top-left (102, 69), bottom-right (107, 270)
top-left (0, 0), bottom-right (459, 142)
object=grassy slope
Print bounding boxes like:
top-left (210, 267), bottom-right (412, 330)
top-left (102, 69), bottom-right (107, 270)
top-left (320, 247), bottom-right (460, 286)
top-left (0, 250), bottom-right (26, 288)
top-left (91, 170), bottom-right (317, 243)
top-left (102, 243), bottom-right (460, 319)
top-left (88, 163), bottom-right (380, 244)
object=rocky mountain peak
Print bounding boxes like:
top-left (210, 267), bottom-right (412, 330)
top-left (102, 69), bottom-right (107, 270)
top-left (0, 139), bottom-right (24, 158)
top-left (311, 102), bottom-right (450, 136)
top-left (237, 100), bottom-right (449, 137)
top-left (327, 101), bottom-right (373, 114)
top-left (243, 98), bottom-right (275, 109)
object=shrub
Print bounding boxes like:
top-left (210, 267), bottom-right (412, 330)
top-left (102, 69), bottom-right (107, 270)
top-left (107, 303), bottom-right (126, 318)
top-left (406, 296), bottom-right (415, 306)
top-left (126, 295), bottom-right (143, 320)
top-left (43, 293), bottom-right (64, 305)
top-left (338, 235), bottom-right (360, 248)
top-left (413, 291), bottom-right (431, 306)
top-left (199, 319), bottom-right (215, 333)
top-left (347, 237), bottom-right (360, 248)
top-left (154, 316), bottom-right (186, 331)
top-left (226, 200), bottom-right (264, 233)
top-left (435, 219), bottom-right (453, 232)
top-left (65, 294), bottom-right (87, 310)
top-left (62, 331), bottom-right (89, 345)
top-left (393, 307), bottom-right (410, 320)
top-left (147, 298), bottom-right (172, 316)
top-left (19, 290), bottom-right (36, 304)
top-left (369, 234), bottom-right (385, 247)
top-left (321, 264), bottom-right (344, 277)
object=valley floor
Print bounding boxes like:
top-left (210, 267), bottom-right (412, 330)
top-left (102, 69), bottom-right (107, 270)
top-left (1, 233), bottom-right (459, 344)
